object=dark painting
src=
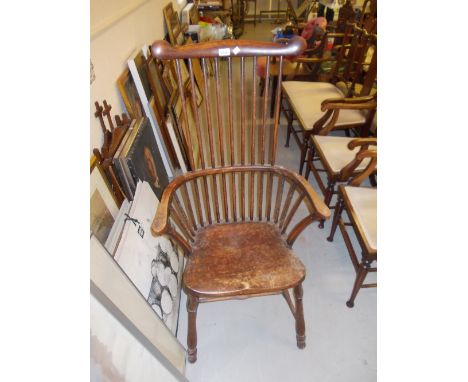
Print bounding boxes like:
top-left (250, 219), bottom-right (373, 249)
top-left (127, 118), bottom-right (169, 200)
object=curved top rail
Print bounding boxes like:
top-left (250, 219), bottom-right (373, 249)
top-left (151, 36), bottom-right (307, 60)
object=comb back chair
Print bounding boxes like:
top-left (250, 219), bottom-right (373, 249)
top-left (151, 37), bottom-right (330, 363)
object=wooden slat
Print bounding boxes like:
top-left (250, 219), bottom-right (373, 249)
top-left (270, 56), bottom-right (283, 165)
top-left (249, 171), bottom-right (254, 221)
top-left (201, 57), bottom-right (215, 168)
top-left (240, 57), bottom-right (246, 165)
top-left (172, 194), bottom-right (196, 237)
top-left (227, 57), bottom-right (234, 166)
top-left (265, 172), bottom-right (273, 221)
top-left (257, 171), bottom-right (264, 220)
top-left (214, 58), bottom-right (228, 221)
top-left (170, 206), bottom-right (193, 243)
top-left (260, 56), bottom-right (270, 165)
top-left (281, 192), bottom-right (305, 233)
top-left (190, 179), bottom-right (204, 227)
top-left (251, 56), bottom-right (257, 165)
top-left (273, 175), bottom-right (285, 224)
top-left (180, 182), bottom-right (197, 230)
top-left (240, 171), bottom-right (245, 221)
top-left (174, 59), bottom-right (195, 170)
top-left (188, 58), bottom-right (205, 169)
top-left (279, 182), bottom-right (297, 228)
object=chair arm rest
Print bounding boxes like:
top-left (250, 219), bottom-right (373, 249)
top-left (321, 95), bottom-right (376, 111)
top-left (151, 182), bottom-right (179, 236)
top-left (348, 138), bottom-right (377, 150)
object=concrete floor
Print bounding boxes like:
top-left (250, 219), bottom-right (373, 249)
top-left (178, 22), bottom-right (376, 382)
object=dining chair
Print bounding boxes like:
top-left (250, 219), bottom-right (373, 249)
top-left (326, 148), bottom-right (376, 307)
top-left (151, 36), bottom-right (330, 362)
top-left (281, 22), bottom-right (377, 175)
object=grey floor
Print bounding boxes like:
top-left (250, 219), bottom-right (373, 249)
top-left (178, 22), bottom-right (376, 382)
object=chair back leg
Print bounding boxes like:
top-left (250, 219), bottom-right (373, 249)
top-left (346, 259), bottom-right (371, 308)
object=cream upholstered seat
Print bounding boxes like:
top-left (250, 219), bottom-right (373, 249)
top-left (343, 186), bottom-right (377, 252)
top-left (312, 136), bottom-right (374, 174)
top-left (282, 81), bottom-right (366, 131)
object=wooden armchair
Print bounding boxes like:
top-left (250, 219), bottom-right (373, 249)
top-left (281, 23), bottom-right (377, 174)
top-left (150, 37), bottom-right (330, 363)
top-left (327, 148), bottom-right (377, 307)
top-left (305, 133), bottom-right (376, 228)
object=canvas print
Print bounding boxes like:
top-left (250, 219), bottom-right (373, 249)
top-left (117, 69), bottom-right (144, 119)
top-left (113, 181), bottom-right (184, 335)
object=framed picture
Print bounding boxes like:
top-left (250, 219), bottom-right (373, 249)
top-left (90, 159), bottom-right (120, 244)
top-left (90, 235), bottom-right (187, 376)
top-left (162, 61), bottom-right (178, 98)
top-left (115, 118), bottom-right (170, 200)
top-left (128, 48), bottom-right (174, 178)
top-left (116, 68), bottom-right (144, 119)
top-left (170, 92), bottom-right (201, 170)
top-left (145, 54), bottom-right (171, 114)
top-left (112, 181), bottom-right (185, 335)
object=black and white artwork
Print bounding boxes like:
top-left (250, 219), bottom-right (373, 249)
top-left (113, 181), bottom-right (183, 335)
top-left (147, 240), bottom-right (183, 334)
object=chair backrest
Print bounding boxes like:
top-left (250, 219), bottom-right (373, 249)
top-left (331, 22), bottom-right (377, 97)
top-left (151, 37), bottom-right (307, 172)
top-left (358, 0), bottom-right (377, 33)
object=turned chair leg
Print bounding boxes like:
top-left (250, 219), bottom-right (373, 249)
top-left (319, 180), bottom-right (335, 229)
top-left (346, 259), bottom-right (371, 308)
top-left (187, 294), bottom-right (199, 363)
top-left (327, 197), bottom-right (344, 242)
top-left (293, 284), bottom-right (306, 349)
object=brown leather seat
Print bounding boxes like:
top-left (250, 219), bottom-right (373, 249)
top-left (184, 223), bottom-right (306, 298)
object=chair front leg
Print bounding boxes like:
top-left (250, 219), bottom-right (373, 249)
top-left (327, 197), bottom-right (344, 242)
top-left (319, 179), bottom-right (336, 228)
top-left (298, 131), bottom-right (311, 175)
top-left (187, 293), bottom-right (199, 363)
top-left (346, 259), bottom-right (371, 308)
top-left (293, 284), bottom-right (306, 349)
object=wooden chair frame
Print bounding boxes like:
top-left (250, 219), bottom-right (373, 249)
top-left (304, 117), bottom-right (377, 230)
top-left (151, 37), bottom-right (330, 362)
top-left (327, 149), bottom-right (377, 307)
top-left (280, 23), bottom-right (377, 175)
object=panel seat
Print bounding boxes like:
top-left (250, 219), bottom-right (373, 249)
top-left (184, 222), bottom-right (306, 299)
top-left (282, 81), bottom-right (366, 131)
top-left (312, 135), bottom-right (373, 174)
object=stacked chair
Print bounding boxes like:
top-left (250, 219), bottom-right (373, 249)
top-left (151, 37), bottom-right (330, 362)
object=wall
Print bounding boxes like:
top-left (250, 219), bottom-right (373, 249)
top-left (90, 0), bottom-right (186, 155)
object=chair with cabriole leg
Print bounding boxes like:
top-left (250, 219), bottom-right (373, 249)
top-left (151, 36), bottom-right (330, 363)
top-left (327, 148), bottom-right (377, 307)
